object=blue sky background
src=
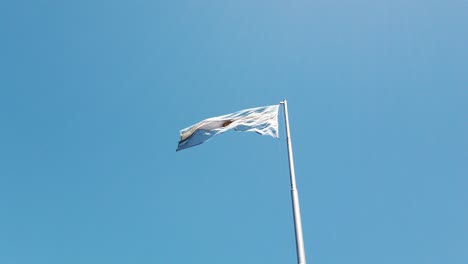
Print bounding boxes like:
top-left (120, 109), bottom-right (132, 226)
top-left (1, 1), bottom-right (467, 263)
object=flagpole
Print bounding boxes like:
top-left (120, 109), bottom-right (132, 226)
top-left (281, 99), bottom-right (307, 264)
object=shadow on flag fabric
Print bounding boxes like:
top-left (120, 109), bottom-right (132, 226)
top-left (177, 104), bottom-right (279, 151)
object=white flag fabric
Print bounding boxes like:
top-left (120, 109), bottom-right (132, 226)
top-left (177, 104), bottom-right (279, 151)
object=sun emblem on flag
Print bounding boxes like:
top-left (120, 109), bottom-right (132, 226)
top-left (222, 120), bottom-right (233, 127)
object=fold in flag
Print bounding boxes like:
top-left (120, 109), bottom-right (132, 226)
top-left (177, 104), bottom-right (279, 151)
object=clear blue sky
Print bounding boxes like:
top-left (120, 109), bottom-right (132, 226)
top-left (1, 1), bottom-right (467, 263)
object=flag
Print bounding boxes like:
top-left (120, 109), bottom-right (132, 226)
top-left (176, 104), bottom-right (279, 151)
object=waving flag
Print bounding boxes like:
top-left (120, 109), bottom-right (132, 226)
top-left (176, 104), bottom-right (279, 151)
top-left (176, 100), bottom-right (307, 264)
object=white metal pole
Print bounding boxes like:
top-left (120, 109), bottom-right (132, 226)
top-left (281, 99), bottom-right (307, 264)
